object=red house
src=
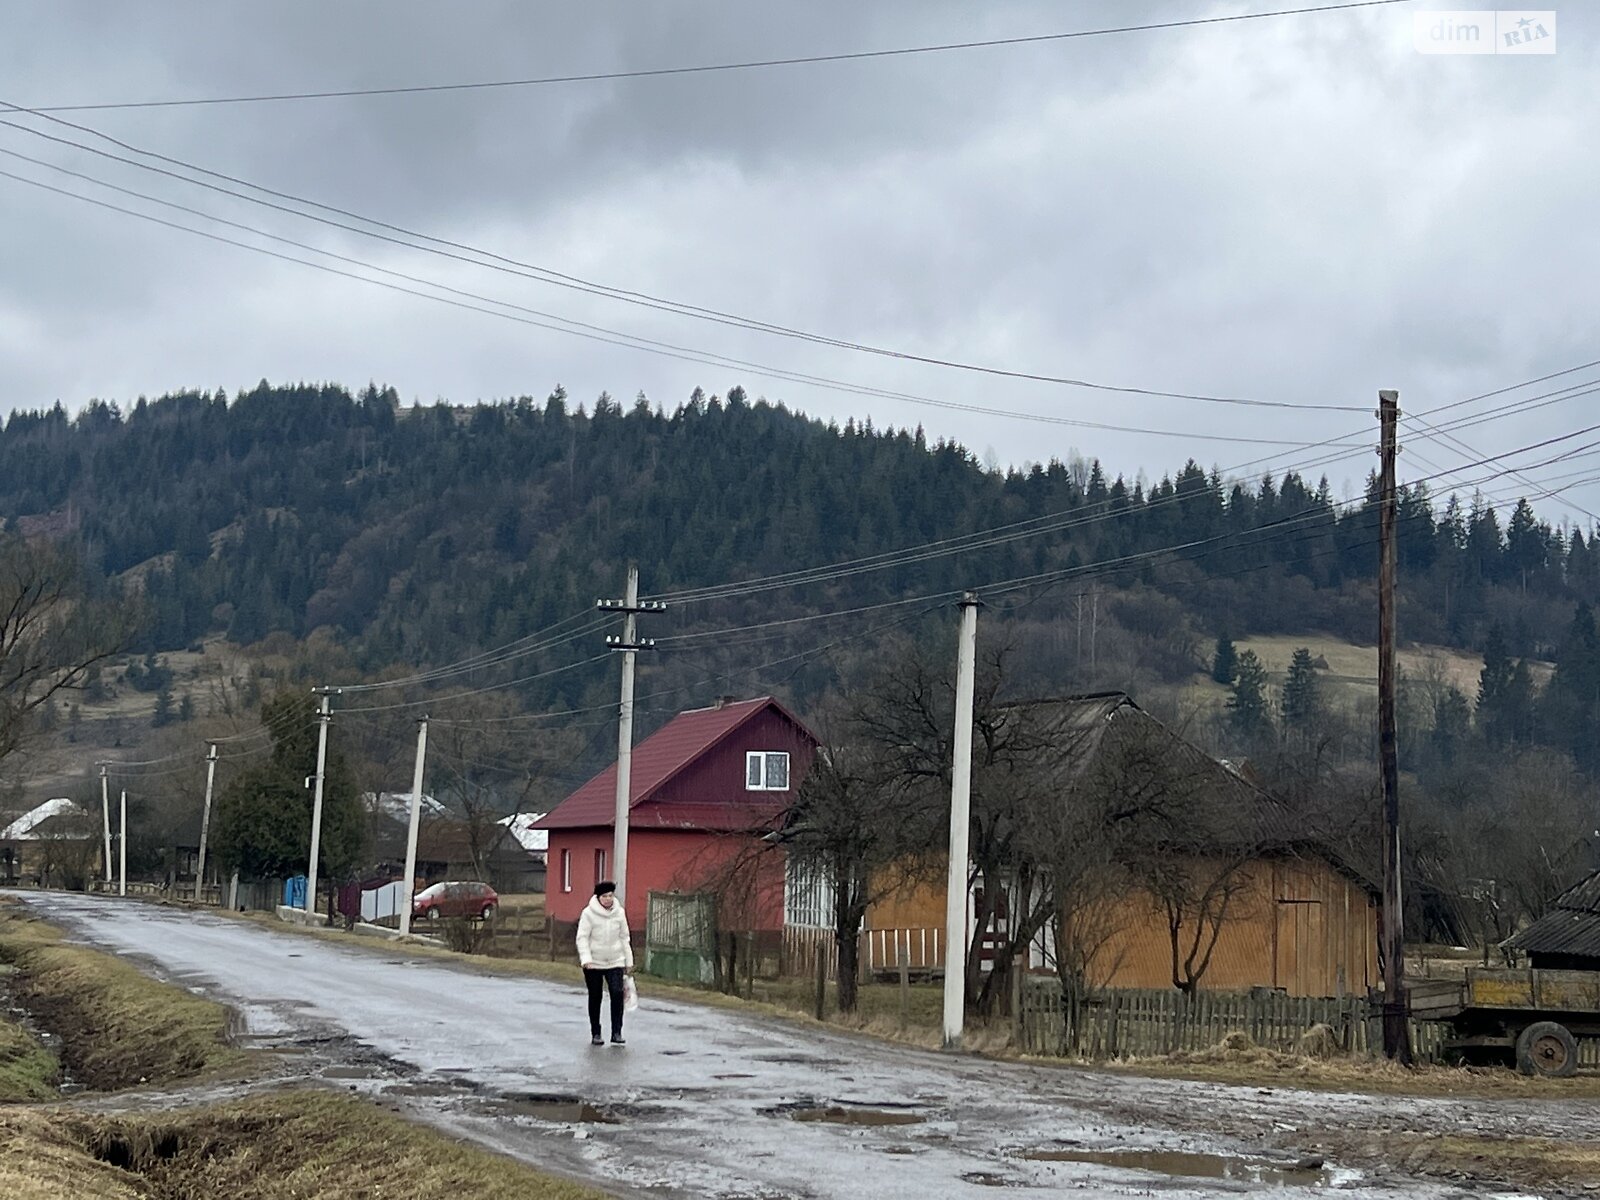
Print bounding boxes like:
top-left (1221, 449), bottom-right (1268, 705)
top-left (534, 696), bottom-right (818, 934)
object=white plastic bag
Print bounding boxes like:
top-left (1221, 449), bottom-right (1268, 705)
top-left (623, 975), bottom-right (639, 1013)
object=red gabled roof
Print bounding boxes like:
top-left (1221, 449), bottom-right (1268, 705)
top-left (532, 696), bottom-right (810, 831)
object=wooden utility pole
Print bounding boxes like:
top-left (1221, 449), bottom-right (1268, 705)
top-left (598, 567), bottom-right (665, 906)
top-left (196, 743), bottom-right (218, 903)
top-left (304, 690), bottom-right (334, 921)
top-left (942, 591), bottom-right (980, 1051)
top-left (1377, 389), bottom-right (1412, 1064)
top-left (398, 717), bottom-right (429, 937)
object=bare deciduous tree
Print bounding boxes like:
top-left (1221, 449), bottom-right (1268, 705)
top-left (0, 535), bottom-right (132, 771)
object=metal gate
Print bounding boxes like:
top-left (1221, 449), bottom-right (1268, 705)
top-left (646, 891), bottom-right (716, 984)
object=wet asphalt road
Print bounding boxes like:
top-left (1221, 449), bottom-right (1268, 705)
top-left (4, 892), bottom-right (1562, 1199)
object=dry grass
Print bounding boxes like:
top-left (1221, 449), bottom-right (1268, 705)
top-left (0, 1090), bottom-right (606, 1200)
top-left (0, 911), bottom-right (241, 1091)
top-left (1091, 1032), bottom-right (1600, 1098)
top-left (1322, 1130), bottom-right (1600, 1190)
top-left (0, 1015), bottom-right (57, 1103)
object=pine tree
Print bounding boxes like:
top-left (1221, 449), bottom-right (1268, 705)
top-left (1281, 647), bottom-right (1321, 729)
top-left (1477, 621), bottom-right (1514, 732)
top-left (1212, 633), bottom-right (1238, 685)
top-left (1229, 650), bottom-right (1270, 736)
top-left (152, 687), bottom-right (174, 728)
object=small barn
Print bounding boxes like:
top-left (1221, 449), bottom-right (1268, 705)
top-left (1506, 871), bottom-right (1600, 970)
top-left (534, 696), bottom-right (818, 935)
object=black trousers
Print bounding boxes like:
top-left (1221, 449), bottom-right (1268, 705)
top-left (584, 966), bottom-right (625, 1037)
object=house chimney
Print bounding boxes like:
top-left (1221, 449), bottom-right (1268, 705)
top-left (715, 695), bottom-right (735, 710)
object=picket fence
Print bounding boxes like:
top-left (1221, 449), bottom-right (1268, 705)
top-left (1018, 977), bottom-right (1467, 1062)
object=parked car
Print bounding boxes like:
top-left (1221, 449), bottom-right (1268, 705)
top-left (412, 880), bottom-right (498, 921)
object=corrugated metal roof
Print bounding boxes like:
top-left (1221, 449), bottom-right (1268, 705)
top-left (532, 696), bottom-right (809, 831)
top-left (1506, 868), bottom-right (1600, 957)
top-left (1507, 905), bottom-right (1600, 959)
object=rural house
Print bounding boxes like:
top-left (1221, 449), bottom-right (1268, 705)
top-left (534, 696), bottom-right (818, 935)
top-left (0, 797), bottom-right (101, 889)
top-left (789, 693), bottom-right (1378, 999)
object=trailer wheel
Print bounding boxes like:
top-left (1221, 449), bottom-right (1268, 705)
top-left (1516, 1021), bottom-right (1578, 1078)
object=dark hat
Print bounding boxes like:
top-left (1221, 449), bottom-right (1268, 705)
top-left (594, 880), bottom-right (616, 897)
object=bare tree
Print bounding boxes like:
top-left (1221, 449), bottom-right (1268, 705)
top-left (777, 705), bottom-right (943, 1013)
top-left (0, 535), bottom-right (132, 770)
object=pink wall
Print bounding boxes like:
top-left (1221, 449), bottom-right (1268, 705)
top-left (546, 827), bottom-right (785, 931)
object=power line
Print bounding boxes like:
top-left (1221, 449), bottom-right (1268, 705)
top-left (0, 160), bottom-right (1354, 449)
top-left (24, 3), bottom-right (1417, 114)
top-left (0, 101), bottom-right (1365, 415)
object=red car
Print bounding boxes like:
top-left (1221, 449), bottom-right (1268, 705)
top-left (412, 881), bottom-right (498, 921)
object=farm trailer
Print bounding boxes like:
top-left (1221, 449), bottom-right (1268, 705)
top-left (1409, 967), bottom-right (1600, 1077)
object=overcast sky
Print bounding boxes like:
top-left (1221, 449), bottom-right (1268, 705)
top-left (2, 2), bottom-right (1595, 523)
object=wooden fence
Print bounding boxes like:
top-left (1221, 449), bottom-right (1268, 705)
top-left (1018, 976), bottom-right (1465, 1062)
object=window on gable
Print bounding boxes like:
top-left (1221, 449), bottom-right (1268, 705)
top-left (745, 751), bottom-right (791, 791)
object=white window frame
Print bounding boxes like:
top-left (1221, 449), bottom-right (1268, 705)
top-left (594, 847), bottom-right (607, 886)
top-left (745, 750), bottom-right (791, 791)
top-left (560, 848), bottom-right (572, 893)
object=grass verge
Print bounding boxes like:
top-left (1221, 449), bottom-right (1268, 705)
top-left (0, 910), bottom-right (240, 1091)
top-left (0, 1014), bottom-right (58, 1103)
top-left (1091, 1035), bottom-right (1600, 1098)
top-left (0, 1089), bottom-right (607, 1200)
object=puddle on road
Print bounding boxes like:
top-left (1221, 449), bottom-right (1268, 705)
top-left (767, 1103), bottom-right (924, 1127)
top-left (1022, 1148), bottom-right (1329, 1186)
top-left (505, 1093), bottom-right (619, 1124)
top-left (962, 1172), bottom-right (1025, 1188)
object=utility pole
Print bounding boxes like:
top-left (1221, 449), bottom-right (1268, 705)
top-left (195, 743), bottom-right (218, 904)
top-left (942, 591), bottom-right (980, 1051)
top-left (118, 789), bottom-right (127, 897)
top-left (398, 717), bottom-right (429, 937)
top-left (100, 764), bottom-right (112, 884)
top-left (304, 690), bottom-right (335, 922)
top-left (1377, 389), bottom-right (1411, 1064)
top-left (597, 566), bottom-right (665, 906)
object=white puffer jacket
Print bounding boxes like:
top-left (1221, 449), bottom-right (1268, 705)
top-left (575, 896), bottom-right (634, 970)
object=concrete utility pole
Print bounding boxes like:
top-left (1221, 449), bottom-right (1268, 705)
top-left (398, 717), bottom-right (429, 937)
top-left (942, 591), bottom-right (980, 1051)
top-left (1377, 390), bottom-right (1412, 1064)
top-left (598, 566), bottom-right (665, 906)
top-left (118, 789), bottom-right (127, 897)
top-left (195, 743), bottom-right (218, 903)
top-left (100, 764), bottom-right (112, 884)
top-left (304, 690), bottom-right (335, 922)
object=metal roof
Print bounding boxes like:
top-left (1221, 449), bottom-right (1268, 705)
top-left (1507, 905), bottom-right (1600, 959)
top-left (0, 798), bottom-right (86, 841)
top-left (531, 696), bottom-right (815, 831)
top-left (1507, 868), bottom-right (1600, 957)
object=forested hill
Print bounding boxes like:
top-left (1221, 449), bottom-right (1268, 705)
top-left (0, 381), bottom-right (1592, 681)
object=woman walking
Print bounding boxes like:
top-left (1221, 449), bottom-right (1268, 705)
top-left (575, 880), bottom-right (633, 1046)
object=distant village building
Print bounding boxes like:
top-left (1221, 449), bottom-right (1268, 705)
top-left (0, 798), bottom-right (101, 888)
